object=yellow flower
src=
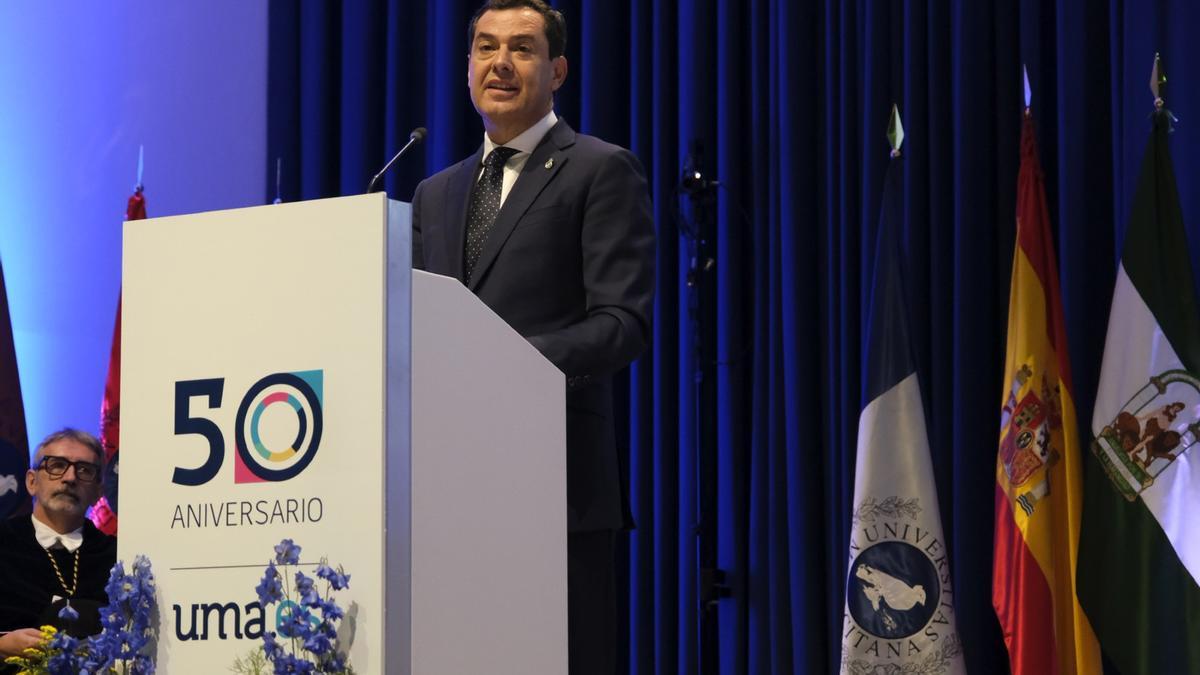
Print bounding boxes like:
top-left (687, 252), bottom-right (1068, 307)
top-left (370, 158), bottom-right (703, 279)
top-left (3, 625), bottom-right (57, 671)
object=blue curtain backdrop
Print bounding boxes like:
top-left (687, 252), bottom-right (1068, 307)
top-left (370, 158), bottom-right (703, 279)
top-left (266, 2), bottom-right (1200, 673)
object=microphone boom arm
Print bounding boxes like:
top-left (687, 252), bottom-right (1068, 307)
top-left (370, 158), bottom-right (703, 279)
top-left (366, 126), bottom-right (427, 194)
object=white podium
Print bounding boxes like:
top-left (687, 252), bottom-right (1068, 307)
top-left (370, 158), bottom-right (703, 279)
top-left (118, 193), bottom-right (566, 674)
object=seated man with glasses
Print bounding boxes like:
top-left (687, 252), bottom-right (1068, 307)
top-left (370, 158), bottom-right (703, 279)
top-left (0, 428), bottom-right (117, 660)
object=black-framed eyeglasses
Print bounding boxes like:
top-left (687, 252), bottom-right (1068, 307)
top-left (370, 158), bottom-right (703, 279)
top-left (36, 456), bottom-right (101, 483)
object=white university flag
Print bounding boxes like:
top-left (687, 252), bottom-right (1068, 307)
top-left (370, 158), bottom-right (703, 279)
top-left (840, 373), bottom-right (966, 675)
top-left (841, 156), bottom-right (965, 675)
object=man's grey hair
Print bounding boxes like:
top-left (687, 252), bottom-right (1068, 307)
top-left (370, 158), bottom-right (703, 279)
top-left (34, 427), bottom-right (106, 471)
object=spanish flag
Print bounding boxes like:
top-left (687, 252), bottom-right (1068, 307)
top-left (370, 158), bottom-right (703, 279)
top-left (992, 113), bottom-right (1100, 674)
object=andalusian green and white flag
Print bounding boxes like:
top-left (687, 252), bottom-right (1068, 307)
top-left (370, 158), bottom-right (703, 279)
top-left (1077, 106), bottom-right (1200, 673)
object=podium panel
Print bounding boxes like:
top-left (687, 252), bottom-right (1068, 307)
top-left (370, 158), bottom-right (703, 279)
top-left (119, 193), bottom-right (565, 674)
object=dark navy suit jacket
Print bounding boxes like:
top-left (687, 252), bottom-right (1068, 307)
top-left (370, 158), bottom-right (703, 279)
top-left (412, 119), bottom-right (655, 532)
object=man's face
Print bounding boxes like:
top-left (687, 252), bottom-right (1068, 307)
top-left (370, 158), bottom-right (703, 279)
top-left (468, 8), bottom-right (566, 142)
top-left (26, 439), bottom-right (103, 528)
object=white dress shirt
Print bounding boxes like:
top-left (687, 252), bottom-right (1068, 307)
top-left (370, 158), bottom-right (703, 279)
top-left (480, 109), bottom-right (559, 205)
top-left (31, 515), bottom-right (84, 552)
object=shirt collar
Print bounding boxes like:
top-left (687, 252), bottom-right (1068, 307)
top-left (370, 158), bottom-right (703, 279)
top-left (483, 109), bottom-right (558, 157)
top-left (31, 515), bottom-right (84, 553)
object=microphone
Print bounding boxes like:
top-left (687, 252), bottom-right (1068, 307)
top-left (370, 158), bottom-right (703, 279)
top-left (366, 126), bottom-right (427, 194)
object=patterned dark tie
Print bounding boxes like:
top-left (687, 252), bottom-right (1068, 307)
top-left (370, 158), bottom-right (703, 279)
top-left (464, 146), bottom-right (519, 282)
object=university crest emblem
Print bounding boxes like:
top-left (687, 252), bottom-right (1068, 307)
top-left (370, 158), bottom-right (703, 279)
top-left (842, 497), bottom-right (963, 675)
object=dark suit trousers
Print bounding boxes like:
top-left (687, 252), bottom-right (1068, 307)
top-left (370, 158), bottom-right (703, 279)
top-left (568, 530), bottom-right (616, 675)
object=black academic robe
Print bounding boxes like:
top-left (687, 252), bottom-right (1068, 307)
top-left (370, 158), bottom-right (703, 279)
top-left (0, 516), bottom-right (116, 638)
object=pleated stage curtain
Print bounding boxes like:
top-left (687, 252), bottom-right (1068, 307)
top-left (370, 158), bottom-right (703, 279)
top-left (267, 2), bottom-right (1200, 672)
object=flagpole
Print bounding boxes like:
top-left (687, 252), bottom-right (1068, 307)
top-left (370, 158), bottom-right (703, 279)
top-left (840, 104), bottom-right (965, 675)
top-left (993, 65), bottom-right (1106, 675)
top-left (1077, 50), bottom-right (1200, 675)
top-left (91, 146), bottom-right (148, 536)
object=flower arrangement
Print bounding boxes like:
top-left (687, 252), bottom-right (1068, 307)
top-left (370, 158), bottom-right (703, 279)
top-left (3, 555), bottom-right (158, 674)
top-left (235, 538), bottom-right (353, 674)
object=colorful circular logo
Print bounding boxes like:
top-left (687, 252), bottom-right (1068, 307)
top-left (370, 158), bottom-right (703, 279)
top-left (234, 372), bottom-right (323, 482)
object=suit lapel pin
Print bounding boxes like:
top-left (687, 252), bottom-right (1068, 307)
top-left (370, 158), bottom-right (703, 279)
top-left (544, 158), bottom-right (554, 170)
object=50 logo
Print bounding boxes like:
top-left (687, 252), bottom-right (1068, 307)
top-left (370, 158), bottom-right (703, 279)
top-left (173, 371), bottom-right (324, 486)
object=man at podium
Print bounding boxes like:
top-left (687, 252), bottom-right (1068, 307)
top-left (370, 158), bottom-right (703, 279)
top-left (411, 1), bottom-right (655, 672)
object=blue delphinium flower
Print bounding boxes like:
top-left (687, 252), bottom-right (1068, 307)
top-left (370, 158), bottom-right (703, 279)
top-left (131, 555), bottom-right (156, 611)
top-left (295, 570), bottom-right (320, 607)
top-left (104, 560), bottom-right (128, 601)
top-left (315, 563), bottom-right (351, 591)
top-left (88, 556), bottom-right (159, 670)
top-left (99, 605), bottom-right (125, 632)
top-left (274, 538), bottom-right (301, 565)
top-left (46, 630), bottom-right (81, 674)
top-left (79, 638), bottom-right (112, 674)
top-left (277, 600), bottom-right (318, 640)
top-left (258, 539), bottom-right (351, 673)
top-left (302, 630), bottom-right (332, 656)
top-left (314, 597), bottom-right (344, 622)
top-left (262, 631), bottom-right (285, 660)
top-left (257, 561), bottom-right (284, 606)
top-left (274, 652), bottom-right (316, 674)
top-left (32, 556), bottom-right (161, 671)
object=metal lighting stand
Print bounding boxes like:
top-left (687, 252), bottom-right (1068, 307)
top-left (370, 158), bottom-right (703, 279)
top-left (679, 141), bottom-right (730, 675)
